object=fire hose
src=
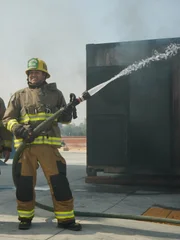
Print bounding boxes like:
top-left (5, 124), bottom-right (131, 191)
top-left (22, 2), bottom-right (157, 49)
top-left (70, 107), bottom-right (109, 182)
top-left (10, 91), bottom-right (180, 225)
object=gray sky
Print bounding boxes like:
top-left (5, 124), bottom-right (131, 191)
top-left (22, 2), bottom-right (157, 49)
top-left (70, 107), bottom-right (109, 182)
top-left (1, 0), bottom-right (180, 124)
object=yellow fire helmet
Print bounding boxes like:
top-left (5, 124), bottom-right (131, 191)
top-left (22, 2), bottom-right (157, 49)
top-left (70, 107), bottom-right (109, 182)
top-left (25, 58), bottom-right (50, 78)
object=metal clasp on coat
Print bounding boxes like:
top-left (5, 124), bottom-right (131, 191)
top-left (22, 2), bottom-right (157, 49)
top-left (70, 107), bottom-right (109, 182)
top-left (45, 107), bottom-right (51, 114)
top-left (34, 108), bottom-right (38, 114)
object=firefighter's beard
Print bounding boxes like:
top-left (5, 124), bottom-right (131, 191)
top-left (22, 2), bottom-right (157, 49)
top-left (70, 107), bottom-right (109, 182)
top-left (27, 78), bottom-right (46, 88)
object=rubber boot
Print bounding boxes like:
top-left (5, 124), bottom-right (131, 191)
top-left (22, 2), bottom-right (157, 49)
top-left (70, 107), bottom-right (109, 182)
top-left (19, 220), bottom-right (32, 230)
top-left (58, 221), bottom-right (82, 231)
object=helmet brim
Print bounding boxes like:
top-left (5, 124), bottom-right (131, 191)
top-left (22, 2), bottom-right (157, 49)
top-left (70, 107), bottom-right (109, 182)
top-left (25, 69), bottom-right (50, 78)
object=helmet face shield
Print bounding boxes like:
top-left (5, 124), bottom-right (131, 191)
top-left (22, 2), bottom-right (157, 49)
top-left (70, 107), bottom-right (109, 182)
top-left (25, 58), bottom-right (50, 78)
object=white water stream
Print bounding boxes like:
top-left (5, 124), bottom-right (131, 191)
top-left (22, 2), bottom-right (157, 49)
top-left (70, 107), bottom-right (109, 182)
top-left (87, 43), bottom-right (180, 97)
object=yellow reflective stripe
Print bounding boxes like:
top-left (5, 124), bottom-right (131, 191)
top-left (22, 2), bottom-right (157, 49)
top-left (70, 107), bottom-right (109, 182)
top-left (14, 136), bottom-right (62, 148)
top-left (7, 119), bottom-right (18, 131)
top-left (18, 209), bottom-right (34, 218)
top-left (18, 209), bottom-right (34, 214)
top-left (19, 115), bottom-right (29, 124)
top-left (28, 112), bottom-right (52, 117)
top-left (19, 113), bottom-right (57, 123)
top-left (14, 136), bottom-right (61, 143)
top-left (55, 210), bottom-right (74, 219)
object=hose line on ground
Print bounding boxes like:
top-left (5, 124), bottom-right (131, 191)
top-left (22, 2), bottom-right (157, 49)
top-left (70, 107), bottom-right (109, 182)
top-left (12, 149), bottom-right (180, 226)
top-left (35, 201), bottom-right (180, 225)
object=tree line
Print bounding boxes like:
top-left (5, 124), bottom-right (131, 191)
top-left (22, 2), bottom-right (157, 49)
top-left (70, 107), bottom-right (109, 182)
top-left (59, 120), bottom-right (86, 136)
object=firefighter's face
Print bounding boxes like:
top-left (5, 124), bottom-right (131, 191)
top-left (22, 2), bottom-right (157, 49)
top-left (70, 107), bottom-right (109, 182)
top-left (28, 70), bottom-right (46, 84)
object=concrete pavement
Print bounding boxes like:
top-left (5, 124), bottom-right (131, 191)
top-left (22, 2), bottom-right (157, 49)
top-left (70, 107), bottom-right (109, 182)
top-left (0, 152), bottom-right (180, 239)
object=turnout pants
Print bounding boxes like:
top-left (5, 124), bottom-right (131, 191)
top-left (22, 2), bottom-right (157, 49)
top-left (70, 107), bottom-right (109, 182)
top-left (15, 144), bottom-right (75, 223)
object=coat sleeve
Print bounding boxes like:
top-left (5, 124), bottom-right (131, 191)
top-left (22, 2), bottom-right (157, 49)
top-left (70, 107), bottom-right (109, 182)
top-left (0, 98), bottom-right (13, 151)
top-left (57, 91), bottom-right (72, 124)
top-left (0, 97), bottom-right (5, 120)
top-left (2, 93), bottom-right (21, 132)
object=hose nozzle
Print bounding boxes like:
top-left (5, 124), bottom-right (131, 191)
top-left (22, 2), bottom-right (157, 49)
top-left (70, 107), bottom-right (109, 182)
top-left (81, 90), bottom-right (91, 101)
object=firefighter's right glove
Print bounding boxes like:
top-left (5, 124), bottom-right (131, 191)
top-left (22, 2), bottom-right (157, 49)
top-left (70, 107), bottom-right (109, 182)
top-left (12, 124), bottom-right (35, 143)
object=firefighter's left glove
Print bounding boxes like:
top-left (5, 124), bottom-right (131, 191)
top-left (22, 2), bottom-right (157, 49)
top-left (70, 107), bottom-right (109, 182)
top-left (63, 105), bottom-right (74, 115)
top-left (63, 102), bottom-right (78, 119)
top-left (12, 124), bottom-right (35, 143)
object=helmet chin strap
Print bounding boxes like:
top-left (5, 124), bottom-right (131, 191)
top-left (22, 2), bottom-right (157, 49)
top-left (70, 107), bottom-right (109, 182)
top-left (27, 78), bottom-right (47, 88)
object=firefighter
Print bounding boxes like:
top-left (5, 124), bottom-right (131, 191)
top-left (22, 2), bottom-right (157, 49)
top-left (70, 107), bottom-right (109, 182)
top-left (0, 97), bottom-right (12, 162)
top-left (2, 58), bottom-right (82, 231)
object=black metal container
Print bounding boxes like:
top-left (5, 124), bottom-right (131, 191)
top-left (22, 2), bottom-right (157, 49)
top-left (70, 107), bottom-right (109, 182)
top-left (86, 37), bottom-right (180, 180)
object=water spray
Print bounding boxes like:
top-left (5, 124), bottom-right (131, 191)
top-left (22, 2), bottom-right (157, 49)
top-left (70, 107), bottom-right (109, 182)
top-left (80, 43), bottom-right (180, 99)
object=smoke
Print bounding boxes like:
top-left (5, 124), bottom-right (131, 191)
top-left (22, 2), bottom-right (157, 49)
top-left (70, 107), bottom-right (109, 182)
top-left (107, 0), bottom-right (180, 41)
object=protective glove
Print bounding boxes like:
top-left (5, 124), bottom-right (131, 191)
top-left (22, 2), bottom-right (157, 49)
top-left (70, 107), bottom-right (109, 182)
top-left (63, 105), bottom-right (74, 115)
top-left (12, 124), bottom-right (35, 143)
top-left (63, 102), bottom-right (78, 118)
top-left (59, 105), bottom-right (73, 123)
